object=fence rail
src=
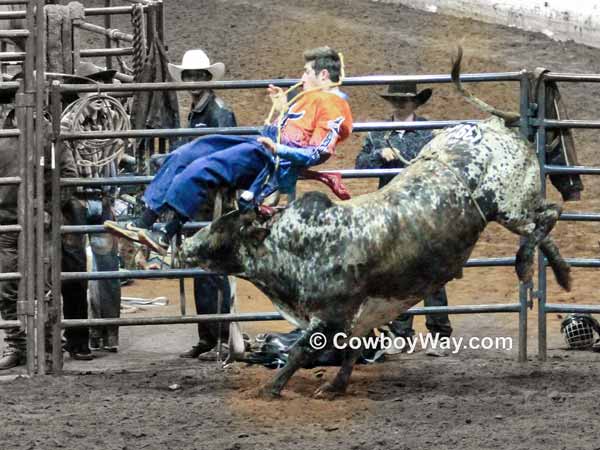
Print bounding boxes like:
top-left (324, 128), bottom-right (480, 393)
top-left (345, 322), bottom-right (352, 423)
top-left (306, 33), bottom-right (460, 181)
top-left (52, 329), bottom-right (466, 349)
top-left (3, 3), bottom-right (597, 374)
top-left (40, 69), bottom-right (531, 372)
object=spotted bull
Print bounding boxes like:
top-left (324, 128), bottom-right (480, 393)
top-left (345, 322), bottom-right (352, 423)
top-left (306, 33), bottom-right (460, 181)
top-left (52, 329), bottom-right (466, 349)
top-left (181, 48), bottom-right (571, 399)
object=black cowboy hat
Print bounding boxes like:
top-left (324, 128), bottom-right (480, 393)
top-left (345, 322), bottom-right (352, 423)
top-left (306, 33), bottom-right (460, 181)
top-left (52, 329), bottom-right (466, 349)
top-left (380, 81), bottom-right (432, 106)
top-left (63, 62), bottom-right (117, 84)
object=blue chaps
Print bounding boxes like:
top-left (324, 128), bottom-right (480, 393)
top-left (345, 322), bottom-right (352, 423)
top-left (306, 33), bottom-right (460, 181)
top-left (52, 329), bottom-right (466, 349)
top-left (143, 135), bottom-right (270, 219)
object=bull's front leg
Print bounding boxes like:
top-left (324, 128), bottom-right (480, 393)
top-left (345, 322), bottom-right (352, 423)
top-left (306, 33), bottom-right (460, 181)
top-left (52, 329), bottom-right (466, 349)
top-left (314, 346), bottom-right (363, 400)
top-left (258, 318), bottom-right (327, 399)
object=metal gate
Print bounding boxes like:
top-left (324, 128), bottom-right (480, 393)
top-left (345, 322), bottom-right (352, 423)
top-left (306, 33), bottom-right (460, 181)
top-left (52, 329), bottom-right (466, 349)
top-left (0, 0), bottom-right (590, 376)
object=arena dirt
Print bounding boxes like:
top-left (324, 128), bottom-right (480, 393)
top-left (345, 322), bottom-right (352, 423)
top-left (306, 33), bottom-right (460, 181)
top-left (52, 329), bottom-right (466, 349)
top-left (2, 0), bottom-right (600, 448)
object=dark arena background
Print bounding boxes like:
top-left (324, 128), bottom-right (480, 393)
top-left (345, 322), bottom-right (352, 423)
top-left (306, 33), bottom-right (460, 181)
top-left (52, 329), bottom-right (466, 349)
top-left (1, 0), bottom-right (600, 449)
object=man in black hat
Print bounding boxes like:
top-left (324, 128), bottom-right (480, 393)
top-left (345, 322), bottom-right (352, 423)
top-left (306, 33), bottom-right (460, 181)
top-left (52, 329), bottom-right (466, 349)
top-left (355, 82), bottom-right (453, 353)
top-left (356, 81), bottom-right (434, 187)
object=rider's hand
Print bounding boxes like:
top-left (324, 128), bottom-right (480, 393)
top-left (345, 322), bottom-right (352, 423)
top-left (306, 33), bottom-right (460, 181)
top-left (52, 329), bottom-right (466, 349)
top-left (257, 136), bottom-right (277, 154)
top-left (267, 84), bottom-right (285, 99)
top-left (380, 147), bottom-right (397, 162)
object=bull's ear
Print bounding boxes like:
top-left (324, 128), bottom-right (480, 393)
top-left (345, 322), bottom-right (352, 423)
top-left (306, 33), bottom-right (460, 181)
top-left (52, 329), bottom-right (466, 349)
top-left (209, 210), bottom-right (242, 233)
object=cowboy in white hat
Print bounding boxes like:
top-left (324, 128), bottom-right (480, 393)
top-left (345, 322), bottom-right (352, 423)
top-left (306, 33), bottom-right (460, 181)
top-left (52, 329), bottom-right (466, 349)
top-left (167, 49), bottom-right (235, 131)
top-left (167, 49), bottom-right (238, 360)
top-left (168, 49), bottom-right (225, 83)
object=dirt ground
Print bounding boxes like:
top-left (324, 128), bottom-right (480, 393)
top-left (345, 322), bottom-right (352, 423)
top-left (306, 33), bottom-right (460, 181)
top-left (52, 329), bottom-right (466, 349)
top-left (3, 0), bottom-right (600, 448)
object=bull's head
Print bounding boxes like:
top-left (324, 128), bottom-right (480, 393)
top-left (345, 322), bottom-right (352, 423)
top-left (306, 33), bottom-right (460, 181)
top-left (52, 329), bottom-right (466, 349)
top-left (181, 209), bottom-right (271, 275)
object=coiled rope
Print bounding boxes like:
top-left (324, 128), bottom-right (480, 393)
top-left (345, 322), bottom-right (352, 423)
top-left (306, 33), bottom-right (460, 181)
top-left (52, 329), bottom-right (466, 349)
top-left (61, 92), bottom-right (131, 172)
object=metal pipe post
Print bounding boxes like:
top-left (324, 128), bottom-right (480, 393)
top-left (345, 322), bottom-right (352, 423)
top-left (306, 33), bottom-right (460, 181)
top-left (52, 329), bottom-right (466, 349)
top-left (104, 0), bottom-right (113, 69)
top-left (517, 71), bottom-right (531, 362)
top-left (536, 78), bottom-right (548, 361)
top-left (34, 0), bottom-right (47, 375)
top-left (518, 281), bottom-right (529, 362)
top-left (15, 91), bottom-right (33, 374)
top-left (49, 82), bottom-right (64, 373)
top-left (23, 0), bottom-right (37, 375)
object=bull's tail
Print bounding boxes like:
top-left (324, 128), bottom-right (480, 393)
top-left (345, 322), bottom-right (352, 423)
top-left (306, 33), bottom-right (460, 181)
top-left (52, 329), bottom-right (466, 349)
top-left (451, 46), bottom-right (520, 125)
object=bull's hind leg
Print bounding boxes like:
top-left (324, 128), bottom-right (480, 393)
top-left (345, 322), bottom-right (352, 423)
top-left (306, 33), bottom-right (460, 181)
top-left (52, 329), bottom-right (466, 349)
top-left (503, 201), bottom-right (570, 289)
top-left (258, 319), bottom-right (327, 399)
top-left (540, 236), bottom-right (572, 291)
top-left (514, 203), bottom-right (561, 283)
top-left (314, 346), bottom-right (363, 400)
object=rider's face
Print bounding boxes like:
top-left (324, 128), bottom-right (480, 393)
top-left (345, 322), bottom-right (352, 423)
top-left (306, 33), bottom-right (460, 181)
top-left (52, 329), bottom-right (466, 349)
top-left (301, 62), bottom-right (328, 90)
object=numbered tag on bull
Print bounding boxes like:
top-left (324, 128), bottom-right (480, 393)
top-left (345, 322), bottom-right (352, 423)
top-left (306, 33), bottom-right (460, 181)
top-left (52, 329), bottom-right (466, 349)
top-left (445, 123), bottom-right (483, 146)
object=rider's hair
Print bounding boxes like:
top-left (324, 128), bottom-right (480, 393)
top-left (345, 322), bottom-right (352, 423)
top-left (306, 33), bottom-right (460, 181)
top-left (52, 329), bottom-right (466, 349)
top-left (303, 47), bottom-right (341, 82)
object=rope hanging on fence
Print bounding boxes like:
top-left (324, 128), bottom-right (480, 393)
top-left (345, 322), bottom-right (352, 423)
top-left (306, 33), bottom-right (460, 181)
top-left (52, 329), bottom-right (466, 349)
top-left (131, 3), bottom-right (146, 82)
top-left (61, 93), bottom-right (131, 174)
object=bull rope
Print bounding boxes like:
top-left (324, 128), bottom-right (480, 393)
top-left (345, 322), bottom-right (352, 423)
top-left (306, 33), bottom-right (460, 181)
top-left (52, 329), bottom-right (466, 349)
top-left (431, 157), bottom-right (487, 224)
top-left (383, 122), bottom-right (488, 224)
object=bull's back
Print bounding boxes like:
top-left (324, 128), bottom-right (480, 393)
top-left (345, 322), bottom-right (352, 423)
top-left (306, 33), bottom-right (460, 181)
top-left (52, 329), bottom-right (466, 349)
top-left (260, 162), bottom-right (484, 306)
top-left (354, 162), bottom-right (484, 297)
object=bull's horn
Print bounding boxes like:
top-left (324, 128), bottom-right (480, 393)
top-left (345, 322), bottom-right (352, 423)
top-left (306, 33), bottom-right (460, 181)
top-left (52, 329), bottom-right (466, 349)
top-left (451, 46), bottom-right (520, 124)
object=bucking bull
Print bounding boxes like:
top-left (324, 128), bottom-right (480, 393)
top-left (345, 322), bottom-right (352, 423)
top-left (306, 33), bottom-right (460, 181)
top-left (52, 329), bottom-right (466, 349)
top-left (181, 47), bottom-right (572, 399)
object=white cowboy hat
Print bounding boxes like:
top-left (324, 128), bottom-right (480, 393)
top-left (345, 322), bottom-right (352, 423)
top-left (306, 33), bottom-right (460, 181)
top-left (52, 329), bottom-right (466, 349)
top-left (167, 49), bottom-right (225, 82)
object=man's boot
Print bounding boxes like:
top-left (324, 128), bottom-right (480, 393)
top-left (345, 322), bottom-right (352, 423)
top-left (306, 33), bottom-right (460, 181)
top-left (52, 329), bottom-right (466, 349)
top-left (0, 349), bottom-right (25, 370)
top-left (179, 340), bottom-right (214, 358)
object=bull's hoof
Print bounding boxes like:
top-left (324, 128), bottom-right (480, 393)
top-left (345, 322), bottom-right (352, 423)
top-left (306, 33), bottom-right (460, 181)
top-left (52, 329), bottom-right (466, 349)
top-left (516, 264), bottom-right (533, 284)
top-left (257, 385), bottom-right (282, 400)
top-left (313, 382), bottom-right (345, 400)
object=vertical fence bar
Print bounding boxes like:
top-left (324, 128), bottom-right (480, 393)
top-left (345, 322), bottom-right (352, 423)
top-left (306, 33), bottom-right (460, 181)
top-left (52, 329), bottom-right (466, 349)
top-left (16, 91), bottom-right (34, 374)
top-left (536, 78), bottom-right (548, 361)
top-left (50, 82), bottom-right (63, 373)
top-left (71, 8), bottom-right (81, 72)
top-left (213, 192), bottom-right (223, 364)
top-left (104, 0), bottom-right (112, 69)
top-left (518, 282), bottom-right (528, 362)
top-left (0, 41), bottom-right (7, 79)
top-left (33, 0), bottom-right (47, 375)
top-left (519, 70), bottom-right (531, 140)
top-left (23, 0), bottom-right (38, 375)
top-left (517, 71), bottom-right (531, 362)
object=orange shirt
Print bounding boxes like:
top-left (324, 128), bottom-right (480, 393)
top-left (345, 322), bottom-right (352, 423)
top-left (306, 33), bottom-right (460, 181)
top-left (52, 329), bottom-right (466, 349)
top-left (278, 89), bottom-right (353, 156)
